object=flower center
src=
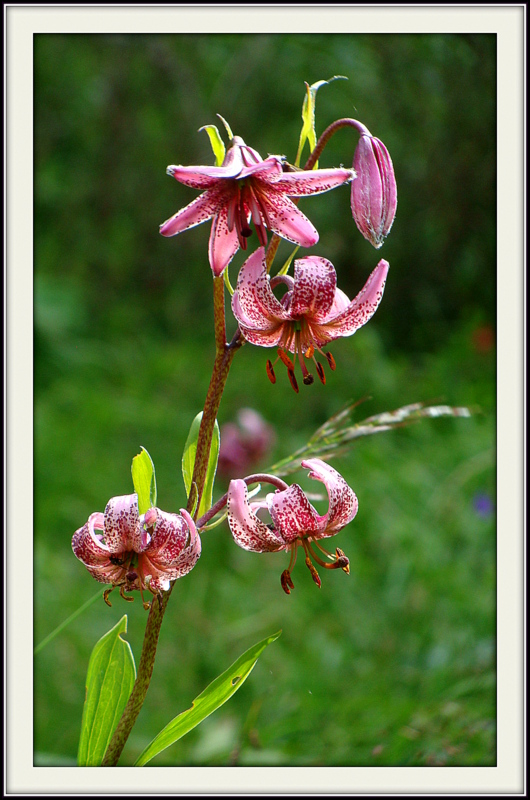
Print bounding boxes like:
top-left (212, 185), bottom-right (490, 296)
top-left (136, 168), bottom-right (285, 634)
top-left (280, 538), bottom-right (350, 594)
top-left (265, 319), bottom-right (336, 392)
top-left (226, 180), bottom-right (271, 250)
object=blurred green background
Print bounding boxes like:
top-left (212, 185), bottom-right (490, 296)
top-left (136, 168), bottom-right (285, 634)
top-left (34, 33), bottom-right (496, 766)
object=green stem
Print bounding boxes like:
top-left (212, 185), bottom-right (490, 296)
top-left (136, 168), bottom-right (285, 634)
top-left (101, 276), bottom-right (242, 766)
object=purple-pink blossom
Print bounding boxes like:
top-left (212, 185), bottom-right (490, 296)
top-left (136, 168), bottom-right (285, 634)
top-left (160, 135), bottom-right (354, 276)
top-left (72, 494), bottom-right (201, 607)
top-left (231, 247), bottom-right (389, 391)
top-left (227, 459), bottom-right (358, 593)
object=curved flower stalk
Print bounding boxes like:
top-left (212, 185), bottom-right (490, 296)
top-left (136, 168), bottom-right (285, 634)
top-left (160, 134), bottom-right (354, 276)
top-left (232, 247), bottom-right (389, 391)
top-left (72, 494), bottom-right (201, 608)
top-left (227, 458), bottom-right (358, 593)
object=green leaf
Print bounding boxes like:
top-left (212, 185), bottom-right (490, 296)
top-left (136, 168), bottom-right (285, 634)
top-left (134, 630), bottom-right (281, 766)
top-left (77, 615), bottom-right (136, 766)
top-left (131, 447), bottom-right (157, 514)
top-left (181, 412), bottom-right (220, 518)
top-left (199, 124), bottom-right (225, 167)
top-left (295, 75), bottom-right (347, 167)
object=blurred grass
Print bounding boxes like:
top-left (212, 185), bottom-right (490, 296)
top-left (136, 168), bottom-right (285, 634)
top-left (34, 33), bottom-right (496, 767)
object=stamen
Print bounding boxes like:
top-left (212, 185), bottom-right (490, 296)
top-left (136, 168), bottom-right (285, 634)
top-left (119, 585), bottom-right (135, 602)
top-left (326, 351), bottom-right (336, 370)
top-left (287, 369), bottom-right (299, 393)
top-left (266, 360), bottom-right (276, 383)
top-left (281, 569), bottom-right (295, 595)
top-left (315, 361), bottom-right (326, 384)
top-left (103, 588), bottom-right (114, 607)
top-left (304, 556), bottom-right (322, 588)
top-left (278, 349), bottom-right (295, 371)
top-left (304, 345), bottom-right (315, 359)
top-left (295, 331), bottom-right (313, 385)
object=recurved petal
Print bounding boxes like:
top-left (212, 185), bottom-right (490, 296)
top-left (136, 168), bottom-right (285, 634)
top-left (273, 167), bottom-right (354, 197)
top-left (227, 479), bottom-right (285, 552)
top-left (239, 154), bottom-right (284, 181)
top-left (301, 459), bottom-right (358, 533)
top-left (260, 192), bottom-right (319, 248)
top-left (232, 293), bottom-right (286, 347)
top-left (142, 509), bottom-right (201, 587)
top-left (233, 248), bottom-right (291, 326)
top-left (103, 494), bottom-right (144, 553)
top-left (72, 512), bottom-right (108, 566)
top-left (267, 484), bottom-right (321, 543)
top-left (317, 259), bottom-right (389, 338)
top-left (208, 205), bottom-right (241, 276)
top-left (159, 188), bottom-right (225, 237)
top-left (166, 164), bottom-right (235, 189)
top-left (290, 257), bottom-right (337, 320)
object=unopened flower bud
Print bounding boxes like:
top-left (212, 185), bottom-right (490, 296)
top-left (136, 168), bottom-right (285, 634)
top-left (351, 134), bottom-right (397, 248)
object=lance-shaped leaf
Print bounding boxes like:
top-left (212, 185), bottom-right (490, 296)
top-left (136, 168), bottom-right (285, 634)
top-left (295, 75), bottom-right (347, 167)
top-left (134, 630), bottom-right (281, 766)
top-left (77, 615), bottom-right (136, 766)
top-left (131, 446), bottom-right (157, 514)
top-left (199, 124), bottom-right (226, 167)
top-left (182, 411), bottom-right (220, 518)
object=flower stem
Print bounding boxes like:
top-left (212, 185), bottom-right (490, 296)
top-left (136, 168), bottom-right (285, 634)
top-left (303, 118), bottom-right (371, 171)
top-left (101, 275), bottom-right (241, 766)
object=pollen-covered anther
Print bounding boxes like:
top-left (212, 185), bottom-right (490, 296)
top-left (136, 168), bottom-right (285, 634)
top-left (305, 556), bottom-right (322, 588)
top-left (315, 361), bottom-right (326, 384)
top-left (287, 369), bottom-right (299, 393)
top-left (326, 351), bottom-right (336, 371)
top-left (278, 349), bottom-right (295, 371)
top-left (281, 569), bottom-right (295, 595)
top-left (266, 359), bottom-right (276, 384)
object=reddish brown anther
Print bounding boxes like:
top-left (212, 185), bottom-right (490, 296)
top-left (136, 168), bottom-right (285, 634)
top-left (315, 361), bottom-right (326, 384)
top-left (287, 369), bottom-right (299, 393)
top-left (326, 352), bottom-right (336, 371)
top-left (305, 556), bottom-right (322, 588)
top-left (278, 349), bottom-right (295, 371)
top-left (281, 569), bottom-right (295, 594)
top-left (266, 359), bottom-right (277, 383)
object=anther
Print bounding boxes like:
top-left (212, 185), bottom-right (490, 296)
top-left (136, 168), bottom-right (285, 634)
top-left (287, 369), bottom-right (299, 393)
top-left (315, 361), bottom-right (326, 384)
top-left (304, 345), bottom-right (315, 359)
top-left (336, 548), bottom-right (350, 574)
top-left (281, 569), bottom-right (295, 595)
top-left (103, 588), bottom-right (113, 607)
top-left (266, 360), bottom-right (276, 384)
top-left (305, 557), bottom-right (322, 588)
top-left (326, 351), bottom-right (336, 370)
top-left (278, 349), bottom-right (295, 371)
top-left (119, 585), bottom-right (135, 602)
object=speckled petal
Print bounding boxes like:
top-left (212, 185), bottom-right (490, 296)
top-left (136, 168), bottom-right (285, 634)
top-left (227, 479), bottom-right (286, 552)
top-left (273, 167), bottom-right (354, 196)
top-left (309, 260), bottom-right (389, 345)
top-left (142, 509), bottom-right (201, 587)
top-left (208, 205), bottom-right (241, 276)
top-left (232, 292), bottom-right (286, 346)
top-left (260, 191), bottom-right (319, 248)
top-left (290, 257), bottom-right (337, 320)
top-left (267, 484), bottom-right (321, 543)
top-left (103, 494), bottom-right (144, 553)
top-left (232, 248), bottom-right (291, 326)
top-left (160, 186), bottom-right (227, 237)
top-left (72, 513), bottom-right (129, 584)
top-left (301, 458), bottom-right (358, 534)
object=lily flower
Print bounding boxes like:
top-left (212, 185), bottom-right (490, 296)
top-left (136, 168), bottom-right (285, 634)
top-left (231, 247), bottom-right (389, 391)
top-left (72, 494), bottom-right (201, 607)
top-left (160, 135), bottom-right (354, 276)
top-left (226, 459), bottom-right (358, 593)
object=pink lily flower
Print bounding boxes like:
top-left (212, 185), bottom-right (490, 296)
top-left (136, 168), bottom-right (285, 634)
top-left (227, 459), bottom-right (358, 593)
top-left (72, 494), bottom-right (201, 607)
top-left (231, 247), bottom-right (389, 391)
top-left (160, 135), bottom-right (354, 276)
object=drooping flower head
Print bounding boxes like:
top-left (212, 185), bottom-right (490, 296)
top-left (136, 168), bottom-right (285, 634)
top-left (227, 459), bottom-right (358, 593)
top-left (72, 494), bottom-right (201, 608)
top-left (351, 132), bottom-right (397, 248)
top-left (160, 134), bottom-right (354, 276)
top-left (232, 247), bottom-right (389, 391)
